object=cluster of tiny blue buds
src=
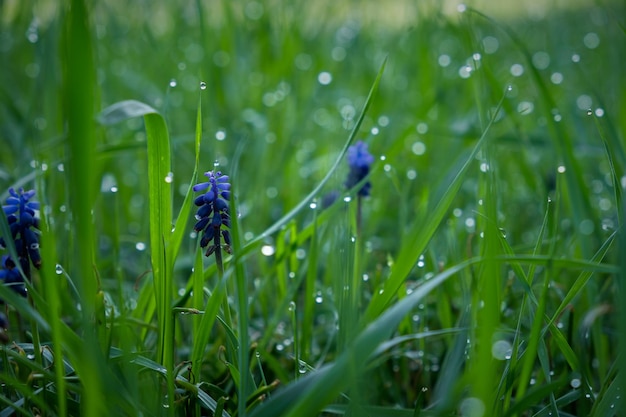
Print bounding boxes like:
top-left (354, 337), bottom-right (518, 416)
top-left (345, 141), bottom-right (374, 197)
top-left (192, 171), bottom-right (231, 256)
top-left (0, 187), bottom-right (42, 300)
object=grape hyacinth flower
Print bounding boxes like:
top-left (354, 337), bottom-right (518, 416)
top-left (0, 188), bottom-right (41, 294)
top-left (0, 255), bottom-right (27, 298)
top-left (345, 140), bottom-right (374, 197)
top-left (192, 171), bottom-right (231, 257)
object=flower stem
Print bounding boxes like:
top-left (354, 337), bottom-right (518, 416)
top-left (214, 233), bottom-right (233, 334)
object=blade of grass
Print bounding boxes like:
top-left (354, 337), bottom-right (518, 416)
top-left (248, 257), bottom-right (481, 417)
top-left (365, 86), bottom-right (509, 321)
top-left (99, 99), bottom-right (176, 410)
top-left (63, 0), bottom-right (109, 414)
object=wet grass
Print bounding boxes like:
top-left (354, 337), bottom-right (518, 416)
top-left (1, 0), bottom-right (625, 416)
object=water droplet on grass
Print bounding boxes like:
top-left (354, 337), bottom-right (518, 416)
top-left (550, 72), bottom-right (563, 84)
top-left (136, 242), bottom-right (146, 251)
top-left (164, 172), bottom-right (174, 183)
top-left (318, 71), bottom-right (332, 85)
top-left (169, 79), bottom-right (177, 88)
top-left (491, 340), bottom-right (512, 360)
top-left (200, 81), bottom-right (207, 90)
top-left (459, 397), bottom-right (485, 417)
top-left (510, 63), bottom-right (524, 77)
top-left (261, 245), bottom-right (275, 256)
top-left (583, 32), bottom-right (600, 49)
top-left (55, 264), bottom-right (63, 275)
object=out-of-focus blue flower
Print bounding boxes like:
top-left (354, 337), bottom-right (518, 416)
top-left (1, 187), bottom-right (41, 271)
top-left (0, 255), bottom-right (26, 298)
top-left (345, 141), bottom-right (374, 197)
top-left (192, 171), bottom-right (231, 256)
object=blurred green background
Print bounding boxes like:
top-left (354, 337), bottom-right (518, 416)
top-left (1, 0), bottom-right (625, 415)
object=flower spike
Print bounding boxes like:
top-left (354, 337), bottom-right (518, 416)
top-left (345, 141), bottom-right (374, 197)
top-left (192, 171), bottom-right (232, 256)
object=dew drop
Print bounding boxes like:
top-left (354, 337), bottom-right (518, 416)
top-left (491, 339), bottom-right (513, 360)
top-left (136, 242), bottom-right (146, 251)
top-left (200, 81), bottom-right (207, 90)
top-left (587, 109), bottom-right (593, 116)
top-left (288, 301), bottom-right (296, 312)
top-left (215, 130), bottom-right (226, 141)
top-left (164, 172), bottom-right (174, 183)
top-left (309, 202), bottom-right (317, 209)
top-left (261, 245), bottom-right (275, 256)
top-left (317, 71), bottom-right (332, 85)
top-left (459, 397), bottom-right (485, 417)
top-left (55, 264), bottom-right (63, 275)
top-left (343, 196), bottom-right (352, 203)
top-left (169, 79), bottom-right (177, 88)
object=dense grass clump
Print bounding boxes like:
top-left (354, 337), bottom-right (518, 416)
top-left (1, 0), bottom-right (625, 416)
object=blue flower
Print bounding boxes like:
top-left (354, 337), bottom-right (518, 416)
top-left (345, 141), bottom-right (374, 197)
top-left (192, 171), bottom-right (231, 256)
top-left (1, 188), bottom-right (41, 271)
top-left (0, 255), bottom-right (27, 298)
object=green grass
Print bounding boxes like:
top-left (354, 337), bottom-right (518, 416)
top-left (1, 0), bottom-right (625, 416)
